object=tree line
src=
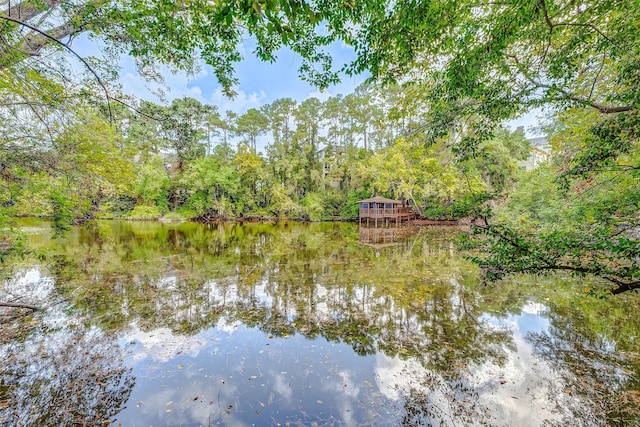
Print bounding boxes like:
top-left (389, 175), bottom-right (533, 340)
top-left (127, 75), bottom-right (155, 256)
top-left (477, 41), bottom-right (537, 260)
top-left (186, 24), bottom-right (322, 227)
top-left (0, 83), bottom-right (529, 226)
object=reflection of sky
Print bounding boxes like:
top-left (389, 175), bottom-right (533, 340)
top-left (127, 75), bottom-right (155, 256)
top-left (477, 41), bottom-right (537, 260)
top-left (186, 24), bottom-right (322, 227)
top-left (1, 267), bottom-right (55, 305)
top-left (469, 300), bottom-right (593, 426)
top-left (122, 326), bottom-right (209, 363)
top-left (514, 311), bottom-right (549, 336)
top-left (481, 300), bottom-right (550, 336)
top-left (1, 268), bottom-right (134, 426)
top-left (112, 297), bottom-right (593, 427)
top-left (516, 300), bottom-right (550, 335)
top-left (370, 300), bottom-right (592, 426)
top-left (116, 322), bottom-right (397, 427)
top-left (1, 251), bottom-right (617, 425)
top-left (374, 354), bottom-right (428, 401)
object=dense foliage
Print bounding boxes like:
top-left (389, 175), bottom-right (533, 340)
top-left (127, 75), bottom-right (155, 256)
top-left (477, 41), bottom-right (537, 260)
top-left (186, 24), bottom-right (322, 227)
top-left (0, 84), bottom-right (528, 225)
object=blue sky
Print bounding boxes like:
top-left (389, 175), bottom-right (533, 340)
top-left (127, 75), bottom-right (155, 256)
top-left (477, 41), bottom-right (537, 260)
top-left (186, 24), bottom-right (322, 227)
top-left (103, 39), bottom-right (367, 114)
top-left (73, 35), bottom-right (541, 137)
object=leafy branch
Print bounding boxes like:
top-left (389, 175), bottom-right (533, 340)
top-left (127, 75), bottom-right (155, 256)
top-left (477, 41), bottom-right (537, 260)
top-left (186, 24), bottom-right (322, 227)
top-left (465, 222), bottom-right (640, 295)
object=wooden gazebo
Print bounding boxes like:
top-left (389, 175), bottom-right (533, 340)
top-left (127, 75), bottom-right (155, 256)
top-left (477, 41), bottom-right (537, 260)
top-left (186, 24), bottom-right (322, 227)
top-left (358, 196), bottom-right (416, 227)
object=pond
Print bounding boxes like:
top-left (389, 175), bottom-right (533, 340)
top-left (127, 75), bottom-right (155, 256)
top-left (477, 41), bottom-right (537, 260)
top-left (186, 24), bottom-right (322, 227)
top-left (1, 219), bottom-right (639, 426)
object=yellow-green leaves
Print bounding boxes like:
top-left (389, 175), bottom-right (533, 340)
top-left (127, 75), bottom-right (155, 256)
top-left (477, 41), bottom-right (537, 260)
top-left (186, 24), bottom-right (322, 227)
top-left (361, 137), bottom-right (485, 217)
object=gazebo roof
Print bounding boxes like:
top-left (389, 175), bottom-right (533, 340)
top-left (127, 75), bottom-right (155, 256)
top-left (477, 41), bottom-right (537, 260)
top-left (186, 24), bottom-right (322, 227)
top-left (357, 196), bottom-right (402, 204)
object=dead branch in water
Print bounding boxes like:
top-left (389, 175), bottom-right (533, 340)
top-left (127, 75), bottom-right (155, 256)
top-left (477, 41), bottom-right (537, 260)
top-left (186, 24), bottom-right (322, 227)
top-left (0, 302), bottom-right (40, 311)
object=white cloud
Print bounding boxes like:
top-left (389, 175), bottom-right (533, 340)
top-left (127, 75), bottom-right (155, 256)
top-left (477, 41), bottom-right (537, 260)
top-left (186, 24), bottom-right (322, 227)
top-left (71, 32), bottom-right (366, 116)
top-left (125, 326), bottom-right (209, 363)
top-left (305, 74), bottom-right (364, 102)
top-left (468, 332), bottom-right (577, 426)
top-left (374, 354), bottom-right (430, 401)
top-left (207, 87), bottom-right (267, 113)
top-left (118, 59), bottom-right (208, 104)
top-left (116, 56), bottom-right (267, 117)
top-left (306, 89), bottom-right (333, 102)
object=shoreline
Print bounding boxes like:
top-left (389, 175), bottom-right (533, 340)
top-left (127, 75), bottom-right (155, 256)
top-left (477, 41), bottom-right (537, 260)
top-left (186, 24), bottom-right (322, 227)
top-left (10, 214), bottom-right (472, 226)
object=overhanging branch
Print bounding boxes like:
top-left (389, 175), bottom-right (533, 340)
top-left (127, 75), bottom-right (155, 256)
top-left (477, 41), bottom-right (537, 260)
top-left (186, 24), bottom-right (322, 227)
top-left (0, 13), bottom-right (114, 120)
top-left (475, 223), bottom-right (640, 295)
top-left (506, 54), bottom-right (633, 114)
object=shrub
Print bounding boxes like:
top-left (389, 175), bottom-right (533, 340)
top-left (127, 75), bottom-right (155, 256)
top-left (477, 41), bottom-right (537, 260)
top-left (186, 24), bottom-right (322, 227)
top-left (301, 192), bottom-right (324, 221)
top-left (127, 205), bottom-right (161, 220)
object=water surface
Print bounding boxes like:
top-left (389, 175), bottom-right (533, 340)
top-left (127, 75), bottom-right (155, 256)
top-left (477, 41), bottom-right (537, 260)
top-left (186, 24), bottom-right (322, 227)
top-left (1, 220), bottom-right (638, 426)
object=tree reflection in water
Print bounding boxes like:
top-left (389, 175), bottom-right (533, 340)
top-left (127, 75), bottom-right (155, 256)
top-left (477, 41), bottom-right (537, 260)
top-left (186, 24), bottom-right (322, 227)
top-left (0, 268), bottom-right (134, 426)
top-left (0, 219), bottom-right (638, 426)
top-left (526, 306), bottom-right (640, 426)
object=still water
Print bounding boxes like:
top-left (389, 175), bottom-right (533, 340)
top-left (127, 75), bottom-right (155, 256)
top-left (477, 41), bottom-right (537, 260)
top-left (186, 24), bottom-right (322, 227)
top-left (0, 220), bottom-right (639, 426)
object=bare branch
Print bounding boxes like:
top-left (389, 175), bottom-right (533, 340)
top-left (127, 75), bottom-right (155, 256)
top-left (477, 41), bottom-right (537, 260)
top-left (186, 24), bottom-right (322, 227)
top-left (19, 22), bottom-right (80, 58)
top-left (588, 54), bottom-right (607, 101)
top-left (537, 0), bottom-right (639, 62)
top-left (0, 301), bottom-right (40, 310)
top-left (2, 0), bottom-right (62, 22)
top-left (537, 0), bottom-right (554, 31)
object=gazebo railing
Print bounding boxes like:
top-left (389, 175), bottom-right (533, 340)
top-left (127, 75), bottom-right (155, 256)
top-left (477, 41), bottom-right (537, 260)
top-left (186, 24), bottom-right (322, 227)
top-left (359, 206), bottom-right (415, 218)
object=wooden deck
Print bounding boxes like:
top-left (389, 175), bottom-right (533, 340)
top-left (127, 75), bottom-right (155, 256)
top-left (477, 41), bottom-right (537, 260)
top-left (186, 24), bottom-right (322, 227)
top-left (358, 196), bottom-right (416, 227)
